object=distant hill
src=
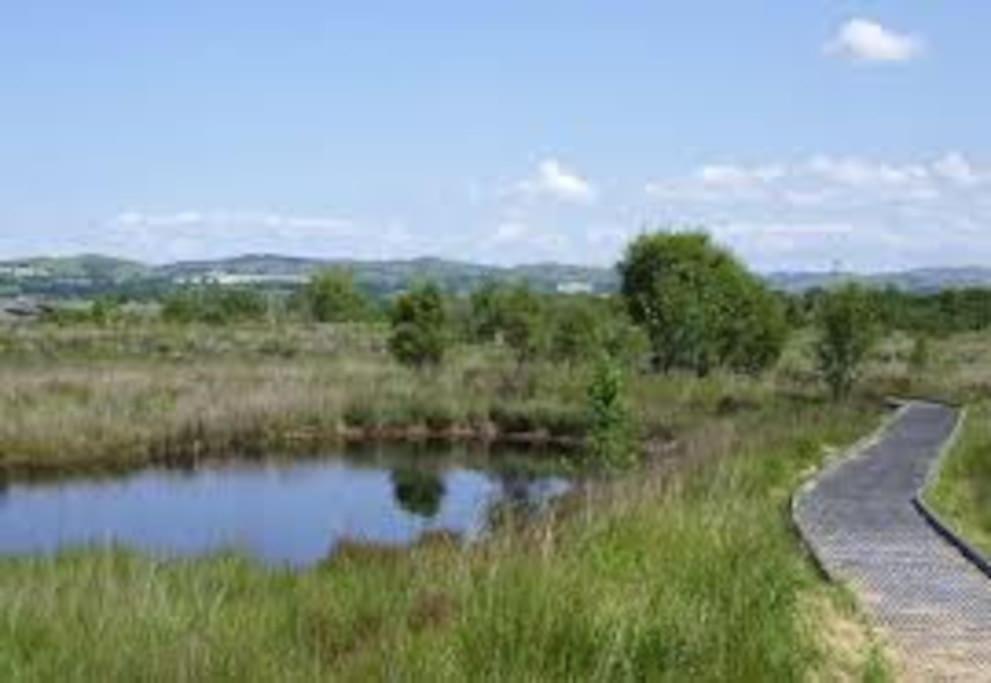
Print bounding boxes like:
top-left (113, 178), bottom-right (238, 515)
top-left (0, 255), bottom-right (150, 282)
top-left (766, 267), bottom-right (991, 294)
top-left (0, 254), bottom-right (619, 299)
top-left (154, 255), bottom-right (619, 296)
top-left (4, 253), bottom-right (991, 299)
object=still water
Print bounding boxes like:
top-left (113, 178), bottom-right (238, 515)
top-left (0, 445), bottom-right (572, 567)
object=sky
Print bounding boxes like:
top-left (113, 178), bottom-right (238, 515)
top-left (2, 1), bottom-right (990, 272)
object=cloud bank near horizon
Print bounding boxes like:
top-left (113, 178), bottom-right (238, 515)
top-left (4, 151), bottom-right (990, 274)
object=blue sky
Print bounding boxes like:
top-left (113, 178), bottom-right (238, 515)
top-left (2, 2), bottom-right (990, 271)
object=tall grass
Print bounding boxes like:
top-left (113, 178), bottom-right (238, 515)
top-left (0, 396), bottom-right (887, 681)
top-left (0, 321), bottom-right (784, 470)
top-left (0, 330), bottom-right (594, 469)
top-left (927, 400), bottom-right (991, 556)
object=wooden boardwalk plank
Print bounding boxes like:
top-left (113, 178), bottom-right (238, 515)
top-left (795, 402), bottom-right (991, 681)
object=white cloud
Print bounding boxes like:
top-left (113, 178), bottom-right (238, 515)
top-left (932, 152), bottom-right (983, 187)
top-left (805, 156), bottom-right (930, 187)
top-left (825, 18), bottom-right (923, 64)
top-left (112, 210), bottom-right (355, 233)
top-left (518, 159), bottom-right (597, 203)
top-left (90, 209), bottom-right (432, 263)
top-left (647, 154), bottom-right (986, 207)
top-left (643, 152), bottom-right (991, 270)
top-left (490, 221), bottom-right (528, 244)
top-left (697, 164), bottom-right (785, 188)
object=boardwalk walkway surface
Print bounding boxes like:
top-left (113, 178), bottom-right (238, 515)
top-left (794, 402), bottom-right (991, 681)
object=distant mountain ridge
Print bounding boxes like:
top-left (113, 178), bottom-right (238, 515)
top-left (3, 253), bottom-right (991, 297)
top-left (765, 267), bottom-right (991, 294)
top-left (0, 254), bottom-right (620, 297)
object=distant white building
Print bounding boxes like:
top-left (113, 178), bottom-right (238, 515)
top-left (556, 281), bottom-right (594, 295)
top-left (175, 271), bottom-right (306, 285)
top-left (0, 264), bottom-right (50, 279)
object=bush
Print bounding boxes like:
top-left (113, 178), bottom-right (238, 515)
top-left (467, 281), bottom-right (505, 342)
top-left (619, 231), bottom-right (786, 376)
top-left (548, 296), bottom-right (604, 364)
top-left (388, 282), bottom-right (448, 368)
top-left (301, 269), bottom-right (372, 323)
top-left (909, 334), bottom-right (931, 372)
top-left (161, 287), bottom-right (268, 325)
top-left (500, 285), bottom-right (548, 365)
top-left (488, 400), bottom-right (588, 437)
top-left (585, 354), bottom-right (636, 468)
top-left (815, 284), bottom-right (877, 400)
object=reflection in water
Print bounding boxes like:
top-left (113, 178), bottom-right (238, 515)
top-left (497, 467), bottom-right (539, 509)
top-left (391, 467), bottom-right (446, 519)
top-left (0, 445), bottom-right (572, 567)
top-left (485, 465), bottom-right (563, 530)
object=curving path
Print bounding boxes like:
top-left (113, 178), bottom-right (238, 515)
top-left (794, 401), bottom-right (991, 680)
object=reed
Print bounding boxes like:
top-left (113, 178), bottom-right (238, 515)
top-left (0, 388), bottom-right (889, 681)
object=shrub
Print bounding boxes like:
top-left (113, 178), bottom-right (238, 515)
top-left (585, 354), bottom-right (636, 468)
top-left (815, 283), bottom-right (878, 400)
top-left (467, 281), bottom-right (504, 342)
top-left (302, 269), bottom-right (371, 323)
top-left (161, 287), bottom-right (268, 325)
top-left (619, 231), bottom-right (786, 376)
top-left (909, 334), bottom-right (931, 372)
top-left (548, 296), bottom-right (603, 364)
top-left (388, 282), bottom-right (448, 368)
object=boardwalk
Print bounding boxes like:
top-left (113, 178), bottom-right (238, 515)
top-left (794, 402), bottom-right (991, 681)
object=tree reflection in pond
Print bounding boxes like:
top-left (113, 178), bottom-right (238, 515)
top-left (390, 467), bottom-right (446, 519)
top-left (486, 465), bottom-right (546, 529)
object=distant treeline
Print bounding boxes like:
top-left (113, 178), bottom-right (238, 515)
top-left (787, 286), bottom-right (991, 336)
top-left (32, 233), bottom-right (991, 405)
top-left (40, 266), bottom-right (991, 339)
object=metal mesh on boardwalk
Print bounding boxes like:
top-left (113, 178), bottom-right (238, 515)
top-left (795, 402), bottom-right (991, 681)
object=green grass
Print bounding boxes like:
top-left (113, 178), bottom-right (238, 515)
top-left (0, 394), bottom-right (887, 681)
top-left (0, 319), bottom-right (936, 679)
top-left (0, 321), bottom-right (787, 471)
top-left (0, 329), bottom-right (594, 470)
top-left (927, 401), bottom-right (991, 557)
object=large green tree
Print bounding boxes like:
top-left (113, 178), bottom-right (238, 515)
top-left (618, 231), bottom-right (786, 376)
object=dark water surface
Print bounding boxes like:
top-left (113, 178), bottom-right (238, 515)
top-left (0, 445), bottom-right (572, 567)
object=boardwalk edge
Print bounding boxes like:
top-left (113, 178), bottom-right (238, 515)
top-left (911, 407), bottom-right (991, 580)
top-left (789, 401), bottom-right (911, 583)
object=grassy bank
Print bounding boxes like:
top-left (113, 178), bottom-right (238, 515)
top-left (926, 401), bottom-right (991, 557)
top-left (0, 394), bottom-right (887, 681)
top-left (8, 320), bottom-right (986, 679)
top-left (0, 321), bottom-right (785, 471)
top-left (0, 323), bottom-right (582, 470)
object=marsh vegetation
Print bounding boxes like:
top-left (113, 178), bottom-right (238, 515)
top-left (3, 231), bottom-right (991, 680)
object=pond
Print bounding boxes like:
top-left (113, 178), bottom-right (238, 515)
top-left (0, 445), bottom-right (573, 568)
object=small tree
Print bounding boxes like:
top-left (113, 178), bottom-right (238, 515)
top-left (718, 276), bottom-right (789, 375)
top-left (586, 353), bottom-right (636, 469)
top-left (467, 281), bottom-right (504, 342)
top-left (815, 284), bottom-right (877, 400)
top-left (909, 334), bottom-right (931, 372)
top-left (499, 284), bottom-right (547, 365)
top-left (388, 282), bottom-right (448, 368)
top-left (549, 296), bottom-right (602, 364)
top-left (303, 269), bottom-right (370, 323)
